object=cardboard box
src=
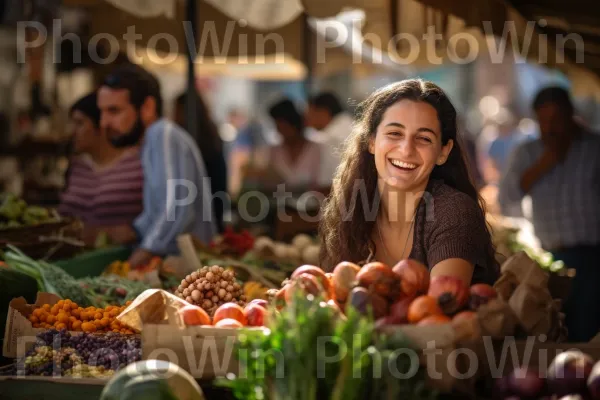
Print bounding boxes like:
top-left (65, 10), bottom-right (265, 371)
top-left (141, 324), bottom-right (266, 379)
top-left (2, 292), bottom-right (62, 358)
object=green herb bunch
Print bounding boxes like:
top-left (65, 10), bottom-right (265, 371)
top-left (218, 292), bottom-right (438, 400)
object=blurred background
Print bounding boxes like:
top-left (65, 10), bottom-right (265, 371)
top-left (0, 0), bottom-right (598, 218)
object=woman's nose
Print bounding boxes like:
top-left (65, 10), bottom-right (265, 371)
top-left (397, 137), bottom-right (416, 155)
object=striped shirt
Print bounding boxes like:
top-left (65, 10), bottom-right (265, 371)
top-left (133, 119), bottom-right (217, 255)
top-left (59, 149), bottom-right (144, 226)
top-left (498, 131), bottom-right (600, 250)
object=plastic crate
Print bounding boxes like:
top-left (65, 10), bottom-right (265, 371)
top-left (54, 246), bottom-right (132, 279)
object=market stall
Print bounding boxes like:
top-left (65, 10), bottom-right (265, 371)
top-left (2, 221), bottom-right (599, 400)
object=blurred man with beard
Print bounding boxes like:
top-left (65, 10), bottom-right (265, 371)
top-left (98, 64), bottom-right (217, 267)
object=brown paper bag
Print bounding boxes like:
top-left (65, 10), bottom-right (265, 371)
top-left (475, 299), bottom-right (519, 339)
top-left (117, 289), bottom-right (190, 332)
top-left (501, 251), bottom-right (547, 286)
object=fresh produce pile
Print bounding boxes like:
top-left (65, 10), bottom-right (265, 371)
top-left (79, 276), bottom-right (150, 307)
top-left (174, 265), bottom-right (246, 316)
top-left (3, 246), bottom-right (150, 308)
top-left (210, 226), bottom-right (255, 257)
top-left (2, 329), bottom-right (141, 377)
top-left (253, 233), bottom-right (320, 266)
top-left (218, 287), bottom-right (437, 400)
top-left (269, 260), bottom-right (497, 326)
top-left (4, 246), bottom-right (91, 306)
top-left (178, 298), bottom-right (269, 328)
top-left (0, 193), bottom-right (59, 228)
top-left (496, 350), bottom-right (600, 399)
top-left (28, 299), bottom-right (136, 334)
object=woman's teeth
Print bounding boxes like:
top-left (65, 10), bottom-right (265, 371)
top-left (390, 159), bottom-right (417, 169)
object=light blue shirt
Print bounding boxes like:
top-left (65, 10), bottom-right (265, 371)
top-left (498, 131), bottom-right (600, 250)
top-left (134, 119), bottom-right (217, 255)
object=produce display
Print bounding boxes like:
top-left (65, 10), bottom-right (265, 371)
top-left (497, 350), bottom-right (600, 399)
top-left (218, 286), bottom-right (437, 400)
top-left (0, 193), bottom-right (58, 228)
top-left (28, 299), bottom-right (135, 334)
top-left (174, 265), bottom-right (246, 316)
top-left (5, 246), bottom-right (91, 306)
top-left (2, 329), bottom-right (141, 377)
top-left (253, 233), bottom-right (320, 266)
top-left (79, 276), bottom-right (150, 307)
top-left (178, 299), bottom-right (269, 328)
top-left (271, 260), bottom-right (497, 326)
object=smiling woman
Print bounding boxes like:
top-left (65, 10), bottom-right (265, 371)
top-left (319, 79), bottom-right (499, 285)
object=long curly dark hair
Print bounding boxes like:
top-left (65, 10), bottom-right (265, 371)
top-left (319, 79), bottom-right (496, 270)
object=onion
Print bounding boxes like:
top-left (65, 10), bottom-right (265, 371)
top-left (507, 367), bottom-right (544, 398)
top-left (547, 350), bottom-right (594, 397)
top-left (588, 360), bottom-right (600, 399)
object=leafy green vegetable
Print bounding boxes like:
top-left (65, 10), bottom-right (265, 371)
top-left (218, 292), bottom-right (437, 400)
top-left (78, 276), bottom-right (150, 308)
top-left (3, 246), bottom-right (91, 306)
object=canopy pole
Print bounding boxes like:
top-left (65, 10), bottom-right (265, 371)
top-left (185, 0), bottom-right (198, 140)
top-left (302, 12), bottom-right (313, 98)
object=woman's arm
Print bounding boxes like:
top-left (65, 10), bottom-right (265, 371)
top-left (430, 258), bottom-right (474, 286)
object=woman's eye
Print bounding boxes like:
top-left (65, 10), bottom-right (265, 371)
top-left (418, 136), bottom-right (433, 143)
top-left (388, 131), bottom-right (402, 137)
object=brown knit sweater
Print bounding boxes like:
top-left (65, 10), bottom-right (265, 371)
top-left (408, 179), bottom-right (499, 285)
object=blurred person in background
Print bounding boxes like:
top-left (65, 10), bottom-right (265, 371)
top-left (487, 111), bottom-right (535, 180)
top-left (98, 64), bottom-right (217, 267)
top-left (498, 86), bottom-right (600, 342)
top-left (225, 108), bottom-right (269, 198)
top-left (251, 98), bottom-right (320, 191)
top-left (305, 92), bottom-right (354, 194)
top-left (59, 92), bottom-right (143, 246)
top-left (174, 91), bottom-right (227, 233)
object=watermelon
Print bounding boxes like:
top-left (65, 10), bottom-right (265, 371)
top-left (100, 360), bottom-right (205, 400)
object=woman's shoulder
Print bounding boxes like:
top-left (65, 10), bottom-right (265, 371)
top-left (425, 180), bottom-right (482, 220)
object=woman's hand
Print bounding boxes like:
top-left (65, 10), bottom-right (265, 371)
top-left (430, 258), bottom-right (474, 286)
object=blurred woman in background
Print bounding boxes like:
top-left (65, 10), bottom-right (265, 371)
top-left (174, 91), bottom-right (227, 233)
top-left (260, 98), bottom-right (321, 191)
top-left (59, 91), bottom-right (144, 245)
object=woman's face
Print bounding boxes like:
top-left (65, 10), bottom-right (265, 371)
top-left (369, 100), bottom-right (453, 193)
top-left (71, 110), bottom-right (100, 154)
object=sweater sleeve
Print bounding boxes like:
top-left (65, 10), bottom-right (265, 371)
top-left (425, 192), bottom-right (489, 269)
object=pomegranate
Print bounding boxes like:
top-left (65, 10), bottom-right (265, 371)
top-left (291, 265), bottom-right (331, 294)
top-left (356, 262), bottom-right (401, 300)
top-left (392, 259), bottom-right (430, 299)
top-left (469, 283), bottom-right (498, 310)
top-left (428, 275), bottom-right (469, 315)
top-left (244, 304), bottom-right (268, 327)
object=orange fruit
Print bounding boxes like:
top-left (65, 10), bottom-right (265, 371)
top-left (407, 295), bottom-right (443, 324)
top-left (213, 303), bottom-right (247, 326)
